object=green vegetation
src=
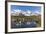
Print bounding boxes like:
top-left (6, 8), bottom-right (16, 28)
top-left (11, 15), bottom-right (41, 27)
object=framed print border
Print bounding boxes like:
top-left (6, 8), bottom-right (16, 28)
top-left (5, 1), bottom-right (45, 33)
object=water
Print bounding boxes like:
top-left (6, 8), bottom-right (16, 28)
top-left (11, 21), bottom-right (37, 28)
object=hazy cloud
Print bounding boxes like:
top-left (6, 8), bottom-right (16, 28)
top-left (11, 9), bottom-right (41, 16)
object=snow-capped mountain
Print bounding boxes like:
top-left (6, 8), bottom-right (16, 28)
top-left (11, 9), bottom-right (41, 16)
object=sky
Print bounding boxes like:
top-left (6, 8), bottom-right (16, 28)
top-left (11, 5), bottom-right (41, 14)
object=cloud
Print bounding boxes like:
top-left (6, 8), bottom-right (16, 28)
top-left (21, 10), bottom-right (32, 16)
top-left (13, 9), bottom-right (21, 13)
top-left (24, 10), bottom-right (32, 16)
top-left (31, 10), bottom-right (41, 16)
top-left (27, 10), bottom-right (32, 14)
top-left (11, 9), bottom-right (32, 16)
top-left (34, 10), bottom-right (41, 14)
top-left (11, 9), bottom-right (41, 16)
top-left (11, 9), bottom-right (22, 16)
